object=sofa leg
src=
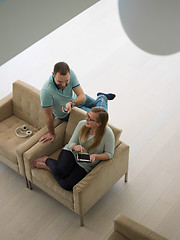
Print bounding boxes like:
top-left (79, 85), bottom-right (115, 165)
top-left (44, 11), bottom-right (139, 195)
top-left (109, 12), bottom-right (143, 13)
top-left (80, 215), bottom-right (84, 227)
top-left (125, 172), bottom-right (128, 182)
top-left (29, 181), bottom-right (32, 190)
top-left (27, 179), bottom-right (32, 190)
top-left (25, 177), bottom-right (29, 188)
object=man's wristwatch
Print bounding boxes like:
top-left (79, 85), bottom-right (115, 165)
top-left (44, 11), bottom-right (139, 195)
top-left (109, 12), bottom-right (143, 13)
top-left (71, 101), bottom-right (75, 108)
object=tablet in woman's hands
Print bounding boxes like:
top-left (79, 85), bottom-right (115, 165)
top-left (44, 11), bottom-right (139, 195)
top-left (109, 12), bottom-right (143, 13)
top-left (77, 153), bottom-right (91, 162)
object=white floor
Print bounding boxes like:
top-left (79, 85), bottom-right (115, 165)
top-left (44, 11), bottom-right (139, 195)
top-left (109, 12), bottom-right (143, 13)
top-left (0, 0), bottom-right (180, 239)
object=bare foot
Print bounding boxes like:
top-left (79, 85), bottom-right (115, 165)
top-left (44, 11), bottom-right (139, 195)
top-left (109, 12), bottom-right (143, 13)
top-left (35, 162), bottom-right (50, 171)
top-left (30, 156), bottom-right (48, 169)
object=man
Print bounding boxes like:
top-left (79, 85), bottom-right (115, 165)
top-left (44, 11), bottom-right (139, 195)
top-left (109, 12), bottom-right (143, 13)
top-left (40, 62), bottom-right (115, 143)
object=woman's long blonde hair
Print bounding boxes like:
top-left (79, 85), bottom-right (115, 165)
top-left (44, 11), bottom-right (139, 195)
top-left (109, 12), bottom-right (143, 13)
top-left (79, 107), bottom-right (108, 152)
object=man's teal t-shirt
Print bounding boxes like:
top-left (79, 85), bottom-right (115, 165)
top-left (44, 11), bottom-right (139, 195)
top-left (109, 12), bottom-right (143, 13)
top-left (40, 69), bottom-right (80, 119)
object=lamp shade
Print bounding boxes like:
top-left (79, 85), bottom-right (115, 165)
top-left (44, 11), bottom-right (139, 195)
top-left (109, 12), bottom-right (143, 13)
top-left (118, 0), bottom-right (180, 55)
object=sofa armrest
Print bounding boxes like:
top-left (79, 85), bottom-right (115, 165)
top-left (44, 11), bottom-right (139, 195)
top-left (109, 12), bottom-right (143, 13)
top-left (23, 122), bottom-right (67, 181)
top-left (16, 120), bottom-right (65, 176)
top-left (73, 142), bottom-right (129, 216)
top-left (114, 214), bottom-right (168, 240)
top-left (16, 124), bottom-right (49, 176)
top-left (0, 93), bottom-right (13, 122)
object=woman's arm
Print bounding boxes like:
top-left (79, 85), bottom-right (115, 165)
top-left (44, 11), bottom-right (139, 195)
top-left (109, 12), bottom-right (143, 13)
top-left (90, 152), bottom-right (110, 163)
top-left (90, 126), bottom-right (115, 162)
top-left (64, 121), bottom-right (85, 151)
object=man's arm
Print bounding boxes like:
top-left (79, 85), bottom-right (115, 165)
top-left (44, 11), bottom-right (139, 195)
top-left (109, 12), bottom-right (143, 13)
top-left (73, 86), bottom-right (86, 106)
top-left (39, 107), bottom-right (55, 143)
top-left (65, 86), bottom-right (86, 112)
top-left (44, 107), bottom-right (54, 134)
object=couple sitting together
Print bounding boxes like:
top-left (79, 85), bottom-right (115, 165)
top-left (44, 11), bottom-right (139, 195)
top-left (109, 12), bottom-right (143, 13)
top-left (30, 62), bottom-right (116, 191)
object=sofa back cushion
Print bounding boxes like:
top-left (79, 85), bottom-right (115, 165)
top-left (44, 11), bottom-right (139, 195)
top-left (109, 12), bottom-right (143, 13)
top-left (108, 123), bottom-right (122, 147)
top-left (64, 107), bottom-right (122, 147)
top-left (12, 80), bottom-right (46, 128)
top-left (64, 107), bottom-right (86, 144)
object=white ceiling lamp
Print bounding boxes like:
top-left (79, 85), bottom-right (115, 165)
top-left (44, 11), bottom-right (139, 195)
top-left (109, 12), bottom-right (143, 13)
top-left (118, 0), bottom-right (180, 55)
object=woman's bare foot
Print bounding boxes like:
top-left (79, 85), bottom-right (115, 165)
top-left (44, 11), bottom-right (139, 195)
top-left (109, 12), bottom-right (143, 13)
top-left (35, 162), bottom-right (50, 171)
top-left (30, 156), bottom-right (48, 169)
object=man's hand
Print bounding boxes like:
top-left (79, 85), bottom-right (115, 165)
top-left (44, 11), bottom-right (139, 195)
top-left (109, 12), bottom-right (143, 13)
top-left (39, 133), bottom-right (55, 143)
top-left (64, 102), bottom-right (73, 113)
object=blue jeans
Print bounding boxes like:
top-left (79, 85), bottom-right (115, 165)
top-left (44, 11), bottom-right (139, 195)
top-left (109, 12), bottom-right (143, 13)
top-left (78, 94), bottom-right (108, 112)
top-left (59, 94), bottom-right (108, 122)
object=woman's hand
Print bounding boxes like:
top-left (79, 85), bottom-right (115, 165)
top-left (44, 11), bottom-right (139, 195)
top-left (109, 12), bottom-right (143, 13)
top-left (73, 145), bottom-right (85, 153)
top-left (90, 154), bottom-right (97, 163)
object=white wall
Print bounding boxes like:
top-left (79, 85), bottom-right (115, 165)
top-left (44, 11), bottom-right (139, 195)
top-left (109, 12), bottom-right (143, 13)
top-left (0, 0), bottom-right (99, 65)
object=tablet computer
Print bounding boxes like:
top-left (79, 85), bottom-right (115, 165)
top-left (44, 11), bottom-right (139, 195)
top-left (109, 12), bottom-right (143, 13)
top-left (77, 153), bottom-right (91, 162)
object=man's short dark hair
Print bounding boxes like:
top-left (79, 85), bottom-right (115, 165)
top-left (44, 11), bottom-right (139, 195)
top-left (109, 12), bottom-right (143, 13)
top-left (53, 62), bottom-right (70, 76)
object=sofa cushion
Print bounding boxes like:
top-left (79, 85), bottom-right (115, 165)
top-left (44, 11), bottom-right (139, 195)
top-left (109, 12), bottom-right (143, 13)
top-left (108, 123), bottom-right (122, 147)
top-left (13, 80), bottom-right (46, 129)
top-left (32, 168), bottom-right (73, 203)
top-left (114, 214), bottom-right (168, 240)
top-left (31, 148), bottom-right (73, 204)
top-left (0, 115), bottom-right (38, 163)
top-left (49, 148), bottom-right (62, 160)
top-left (64, 107), bottom-right (86, 144)
top-left (108, 230), bottom-right (128, 240)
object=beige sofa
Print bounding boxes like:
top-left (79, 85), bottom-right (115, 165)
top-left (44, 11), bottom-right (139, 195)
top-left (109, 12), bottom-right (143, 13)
top-left (0, 80), bottom-right (48, 186)
top-left (108, 214), bottom-right (168, 240)
top-left (23, 107), bottom-right (129, 226)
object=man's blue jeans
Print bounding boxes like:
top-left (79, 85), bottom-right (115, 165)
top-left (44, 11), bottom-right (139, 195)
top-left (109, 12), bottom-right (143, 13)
top-left (78, 94), bottom-right (108, 112)
top-left (60, 94), bottom-right (108, 122)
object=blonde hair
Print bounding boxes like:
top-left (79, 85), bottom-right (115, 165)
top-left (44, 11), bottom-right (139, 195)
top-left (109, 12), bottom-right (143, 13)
top-left (79, 107), bottom-right (108, 152)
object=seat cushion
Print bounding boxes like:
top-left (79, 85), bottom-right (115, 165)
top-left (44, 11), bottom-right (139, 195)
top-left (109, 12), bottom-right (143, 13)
top-left (32, 168), bottom-right (73, 204)
top-left (31, 148), bottom-right (73, 207)
top-left (0, 115), bottom-right (38, 164)
top-left (49, 148), bottom-right (62, 160)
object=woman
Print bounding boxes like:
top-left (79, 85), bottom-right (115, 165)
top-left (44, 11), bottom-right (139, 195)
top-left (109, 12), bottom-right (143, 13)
top-left (30, 107), bottom-right (115, 190)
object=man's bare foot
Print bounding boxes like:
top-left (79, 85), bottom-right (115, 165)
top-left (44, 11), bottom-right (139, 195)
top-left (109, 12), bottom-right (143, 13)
top-left (30, 156), bottom-right (48, 169)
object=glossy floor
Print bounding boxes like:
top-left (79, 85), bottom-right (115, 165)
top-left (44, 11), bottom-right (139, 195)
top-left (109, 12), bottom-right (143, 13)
top-left (0, 0), bottom-right (180, 239)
